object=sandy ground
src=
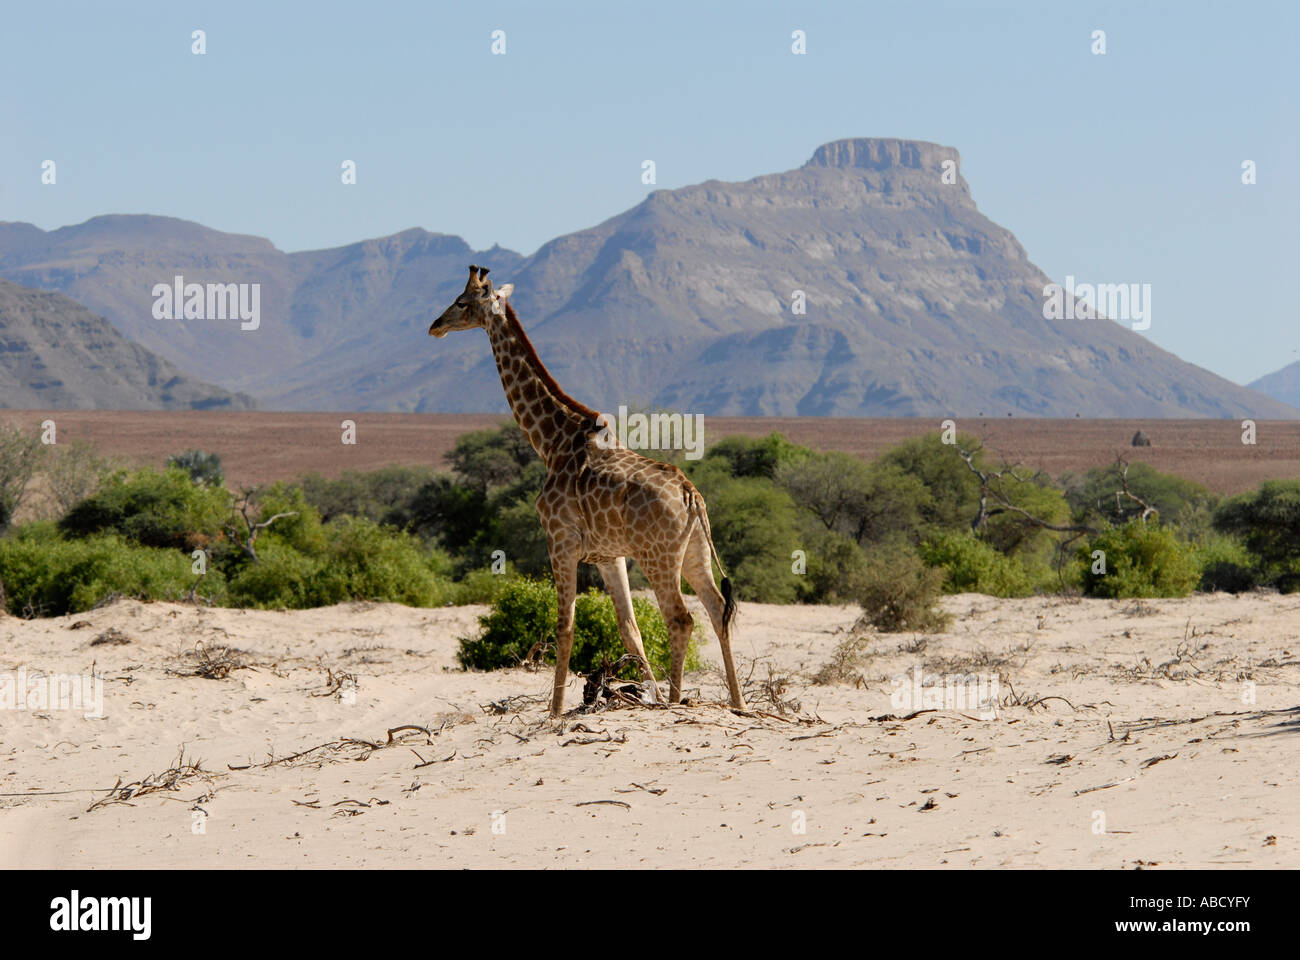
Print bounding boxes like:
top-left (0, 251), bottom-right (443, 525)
top-left (1, 592), bottom-right (1296, 869)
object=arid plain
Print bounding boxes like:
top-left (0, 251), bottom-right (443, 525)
top-left (2, 412), bottom-right (1297, 494)
top-left (1, 591), bottom-right (1296, 869)
top-left (1, 412), bottom-right (1296, 868)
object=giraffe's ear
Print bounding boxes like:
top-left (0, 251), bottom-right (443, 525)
top-left (495, 283), bottom-right (514, 299)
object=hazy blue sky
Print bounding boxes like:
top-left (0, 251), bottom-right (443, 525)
top-left (1, 0), bottom-right (1295, 383)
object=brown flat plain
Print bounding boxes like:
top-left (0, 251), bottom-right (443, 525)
top-left (4, 411), bottom-right (1297, 494)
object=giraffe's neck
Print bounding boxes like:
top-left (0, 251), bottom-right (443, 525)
top-left (485, 304), bottom-right (599, 466)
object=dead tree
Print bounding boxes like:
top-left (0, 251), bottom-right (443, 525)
top-left (1109, 453), bottom-right (1158, 522)
top-left (225, 488), bottom-right (297, 562)
top-left (955, 445), bottom-right (1155, 588)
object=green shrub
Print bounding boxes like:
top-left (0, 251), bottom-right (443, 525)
top-left (701, 432), bottom-right (810, 479)
top-left (448, 423), bottom-right (537, 491)
top-left (408, 475), bottom-right (491, 550)
top-left (307, 516), bottom-right (452, 606)
top-left (572, 591), bottom-right (700, 680)
top-left (243, 482), bottom-right (328, 556)
top-left (776, 454), bottom-right (933, 549)
top-left (921, 532), bottom-right (1033, 597)
top-left (686, 462), bottom-right (806, 603)
top-left (225, 540), bottom-right (321, 608)
top-left (0, 523), bottom-right (216, 616)
top-left (457, 578), bottom-right (556, 670)
top-left (298, 465), bottom-right (438, 527)
top-left (1066, 462), bottom-right (1218, 532)
top-left (59, 467), bottom-right (228, 550)
top-left (167, 449), bottom-right (224, 487)
top-left (1079, 521), bottom-right (1200, 598)
top-left (852, 543), bottom-right (951, 633)
top-left (795, 521), bottom-right (871, 603)
top-left (451, 567), bottom-right (518, 604)
top-left (1214, 479), bottom-right (1300, 590)
top-left (1193, 533), bottom-right (1264, 594)
top-left (457, 579), bottom-right (698, 680)
top-left (876, 433), bottom-right (982, 534)
top-left (873, 432), bottom-right (1072, 565)
top-left (485, 498), bottom-right (554, 578)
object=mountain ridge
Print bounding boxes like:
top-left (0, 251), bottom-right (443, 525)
top-left (0, 278), bottom-right (256, 410)
top-left (1, 137), bottom-right (1292, 419)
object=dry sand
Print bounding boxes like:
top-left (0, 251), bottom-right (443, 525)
top-left (1, 592), bottom-right (1296, 869)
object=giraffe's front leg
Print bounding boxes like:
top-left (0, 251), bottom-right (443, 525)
top-left (548, 539), bottom-right (580, 718)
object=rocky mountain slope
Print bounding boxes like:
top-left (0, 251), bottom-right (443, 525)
top-left (0, 279), bottom-right (255, 410)
top-left (1248, 360), bottom-right (1300, 409)
top-left (1, 138), bottom-right (1291, 418)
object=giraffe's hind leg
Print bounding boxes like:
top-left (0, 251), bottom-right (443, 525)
top-left (641, 555), bottom-right (695, 704)
top-left (598, 558), bottom-right (662, 703)
top-left (682, 526), bottom-right (746, 709)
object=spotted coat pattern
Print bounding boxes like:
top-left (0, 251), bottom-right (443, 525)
top-left (431, 266), bottom-right (746, 716)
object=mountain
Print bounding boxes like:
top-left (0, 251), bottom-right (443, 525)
top-left (0, 279), bottom-right (255, 410)
top-left (1, 139), bottom-right (1293, 418)
top-left (1248, 361), bottom-right (1300, 409)
top-left (0, 214), bottom-right (523, 401)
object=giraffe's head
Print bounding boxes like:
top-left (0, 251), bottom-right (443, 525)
top-left (429, 265), bottom-right (514, 338)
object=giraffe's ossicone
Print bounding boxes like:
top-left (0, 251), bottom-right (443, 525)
top-left (431, 265), bottom-right (747, 716)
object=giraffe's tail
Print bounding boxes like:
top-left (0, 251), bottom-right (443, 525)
top-left (688, 490), bottom-right (736, 631)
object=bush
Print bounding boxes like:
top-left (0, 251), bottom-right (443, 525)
top-left (450, 567), bottom-right (518, 604)
top-left (0, 523), bottom-right (216, 616)
top-left (299, 465), bottom-right (438, 527)
top-left (1066, 462), bottom-right (1218, 532)
top-left (59, 467), bottom-right (228, 550)
top-left (572, 590), bottom-right (700, 680)
top-left (876, 433), bottom-right (982, 534)
top-left (795, 520), bottom-right (871, 603)
top-left (701, 432), bottom-right (810, 479)
top-left (224, 540), bottom-right (322, 609)
top-left (224, 517), bottom-right (453, 609)
top-left (167, 450), bottom-right (224, 487)
top-left (457, 578), bottom-right (556, 670)
top-left (1213, 479), bottom-right (1300, 590)
top-left (407, 475), bottom-right (490, 550)
top-left (921, 532), bottom-right (1033, 597)
top-left (239, 482), bottom-right (328, 556)
top-left (873, 432), bottom-right (1072, 565)
top-left (308, 516), bottom-right (452, 607)
top-left (686, 461), bottom-right (807, 603)
top-left (449, 423), bottom-right (537, 491)
top-left (776, 453), bottom-right (933, 549)
top-left (457, 579), bottom-right (699, 680)
top-left (1194, 534), bottom-right (1263, 594)
top-left (0, 423), bottom-right (47, 530)
top-left (1079, 521), bottom-right (1200, 598)
top-left (45, 441), bottom-right (111, 516)
top-left (851, 543), bottom-right (951, 633)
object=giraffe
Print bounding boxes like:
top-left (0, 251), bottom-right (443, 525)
top-left (430, 265), bottom-right (747, 717)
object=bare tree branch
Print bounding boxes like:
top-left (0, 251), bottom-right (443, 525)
top-left (225, 487), bottom-right (297, 562)
top-left (1112, 453), bottom-right (1158, 522)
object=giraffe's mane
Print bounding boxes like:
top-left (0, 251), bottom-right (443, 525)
top-left (503, 301), bottom-right (601, 422)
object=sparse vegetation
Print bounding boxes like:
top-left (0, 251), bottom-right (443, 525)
top-left (457, 578), bottom-right (700, 680)
top-left (851, 543), bottom-right (951, 633)
top-left (1079, 521), bottom-right (1200, 599)
top-left (167, 449), bottom-right (224, 487)
top-left (0, 424), bottom-right (1292, 635)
